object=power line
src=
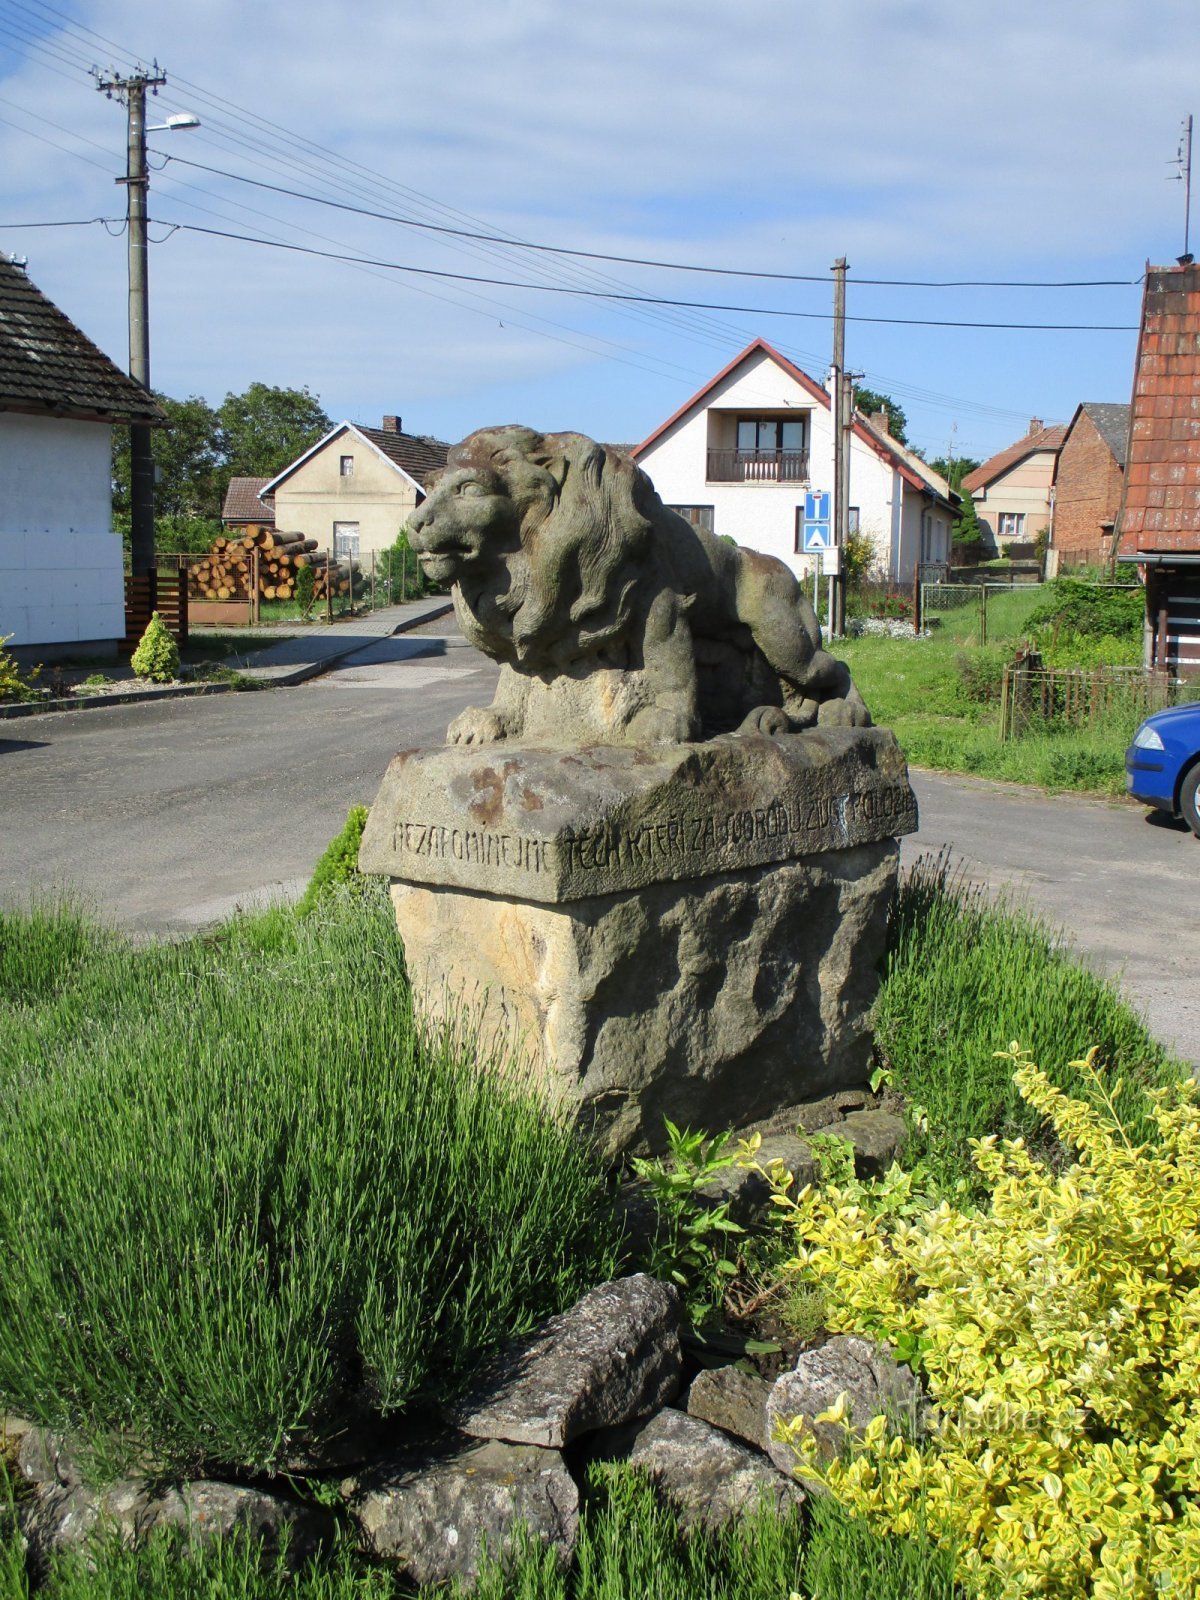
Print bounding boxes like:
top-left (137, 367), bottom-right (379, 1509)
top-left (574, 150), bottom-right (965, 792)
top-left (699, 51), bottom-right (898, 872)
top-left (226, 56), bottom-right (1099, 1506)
top-left (154, 153), bottom-right (1139, 291)
top-left (154, 220), bottom-right (1140, 331)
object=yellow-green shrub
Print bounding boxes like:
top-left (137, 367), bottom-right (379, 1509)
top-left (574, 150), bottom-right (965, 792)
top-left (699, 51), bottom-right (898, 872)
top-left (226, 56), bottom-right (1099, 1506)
top-left (0, 634), bottom-right (40, 702)
top-left (130, 611), bottom-right (180, 683)
top-left (771, 1045), bottom-right (1200, 1599)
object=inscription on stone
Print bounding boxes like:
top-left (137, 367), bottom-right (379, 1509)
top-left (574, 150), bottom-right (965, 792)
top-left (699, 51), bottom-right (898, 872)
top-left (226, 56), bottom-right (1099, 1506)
top-left (389, 820), bottom-right (549, 874)
top-left (384, 784), bottom-right (916, 884)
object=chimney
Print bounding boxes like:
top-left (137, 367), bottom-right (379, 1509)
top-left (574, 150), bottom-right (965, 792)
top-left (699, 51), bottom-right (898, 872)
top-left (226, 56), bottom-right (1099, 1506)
top-left (382, 415), bottom-right (402, 434)
top-left (871, 408), bottom-right (890, 435)
top-left (1028, 417), bottom-right (1043, 436)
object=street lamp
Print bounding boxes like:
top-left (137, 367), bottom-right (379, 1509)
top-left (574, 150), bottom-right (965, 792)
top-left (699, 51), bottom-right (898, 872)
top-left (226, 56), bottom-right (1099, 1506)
top-left (94, 66), bottom-right (200, 575)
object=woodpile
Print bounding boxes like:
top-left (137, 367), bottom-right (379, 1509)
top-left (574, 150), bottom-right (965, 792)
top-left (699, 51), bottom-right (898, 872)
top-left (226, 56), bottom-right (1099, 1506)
top-left (186, 526), bottom-right (360, 603)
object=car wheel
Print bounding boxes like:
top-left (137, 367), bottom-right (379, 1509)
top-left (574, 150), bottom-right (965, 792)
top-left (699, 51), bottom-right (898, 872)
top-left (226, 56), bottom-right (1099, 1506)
top-left (1182, 761), bottom-right (1200, 839)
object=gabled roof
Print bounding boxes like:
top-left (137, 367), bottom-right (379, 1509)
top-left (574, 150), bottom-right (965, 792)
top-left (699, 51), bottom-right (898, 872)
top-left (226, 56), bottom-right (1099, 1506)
top-left (221, 476), bottom-right (275, 523)
top-left (961, 422), bottom-right (1066, 494)
top-left (0, 254), bottom-right (163, 424)
top-left (853, 411), bottom-right (958, 509)
top-left (1077, 402), bottom-right (1131, 467)
top-left (1117, 261), bottom-right (1200, 550)
top-left (260, 420), bottom-right (449, 497)
top-left (630, 337), bottom-right (950, 503)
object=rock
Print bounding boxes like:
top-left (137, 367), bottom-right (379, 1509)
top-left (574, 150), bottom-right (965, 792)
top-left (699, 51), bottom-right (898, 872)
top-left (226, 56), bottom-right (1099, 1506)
top-left (1, 1414), bottom-right (36, 1470)
top-left (22, 1472), bottom-right (334, 1574)
top-left (609, 1407), bottom-right (804, 1532)
top-left (808, 1109), bottom-right (908, 1177)
top-left (791, 1088), bottom-right (875, 1133)
top-left (346, 1437), bottom-right (578, 1587)
top-left (19, 1476), bottom-right (331, 1572)
top-left (695, 1132), bottom-right (820, 1226)
top-left (16, 1426), bottom-right (82, 1487)
top-left (392, 841), bottom-right (900, 1161)
top-left (452, 1275), bottom-right (682, 1447)
top-left (362, 729), bottom-right (915, 1159)
top-left (686, 1366), bottom-right (772, 1451)
top-left (765, 1335), bottom-right (922, 1478)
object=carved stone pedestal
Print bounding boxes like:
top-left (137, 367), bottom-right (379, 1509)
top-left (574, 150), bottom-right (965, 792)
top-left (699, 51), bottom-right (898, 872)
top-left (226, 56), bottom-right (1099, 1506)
top-left (360, 728), bottom-right (918, 1160)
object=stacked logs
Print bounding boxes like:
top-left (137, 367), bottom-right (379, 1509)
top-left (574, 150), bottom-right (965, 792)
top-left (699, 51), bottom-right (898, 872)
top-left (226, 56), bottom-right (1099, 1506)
top-left (187, 526), bottom-right (360, 603)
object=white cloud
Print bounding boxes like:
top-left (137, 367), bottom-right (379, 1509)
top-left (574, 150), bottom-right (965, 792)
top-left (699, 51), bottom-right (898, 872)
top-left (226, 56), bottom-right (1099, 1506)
top-left (1, 0), bottom-right (1196, 456)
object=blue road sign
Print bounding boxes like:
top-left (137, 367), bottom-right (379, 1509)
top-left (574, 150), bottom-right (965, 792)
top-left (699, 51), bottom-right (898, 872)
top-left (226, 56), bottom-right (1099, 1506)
top-left (802, 520), bottom-right (832, 553)
top-left (805, 489), bottom-right (831, 523)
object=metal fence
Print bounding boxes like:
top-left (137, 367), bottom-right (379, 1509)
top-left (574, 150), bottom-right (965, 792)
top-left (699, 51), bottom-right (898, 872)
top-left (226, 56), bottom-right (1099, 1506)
top-left (999, 658), bottom-right (1178, 740)
top-left (918, 581), bottom-right (1038, 645)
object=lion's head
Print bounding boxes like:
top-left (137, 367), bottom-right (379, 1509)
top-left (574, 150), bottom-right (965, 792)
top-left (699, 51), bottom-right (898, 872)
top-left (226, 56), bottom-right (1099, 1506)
top-left (408, 426), bottom-right (659, 664)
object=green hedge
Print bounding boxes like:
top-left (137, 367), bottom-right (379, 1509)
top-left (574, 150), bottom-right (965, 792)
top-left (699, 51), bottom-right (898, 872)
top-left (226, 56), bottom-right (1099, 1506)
top-left (0, 889), bottom-right (622, 1476)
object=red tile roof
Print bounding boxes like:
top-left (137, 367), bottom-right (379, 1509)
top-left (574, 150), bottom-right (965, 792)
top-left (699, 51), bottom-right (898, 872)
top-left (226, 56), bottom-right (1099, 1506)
top-left (960, 424), bottom-right (1067, 495)
top-left (1117, 263), bottom-right (1200, 553)
top-left (221, 476), bottom-right (275, 524)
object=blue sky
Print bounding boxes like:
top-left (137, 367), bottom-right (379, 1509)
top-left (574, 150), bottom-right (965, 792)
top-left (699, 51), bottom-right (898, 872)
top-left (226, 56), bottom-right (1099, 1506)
top-left (2, 0), bottom-right (1198, 465)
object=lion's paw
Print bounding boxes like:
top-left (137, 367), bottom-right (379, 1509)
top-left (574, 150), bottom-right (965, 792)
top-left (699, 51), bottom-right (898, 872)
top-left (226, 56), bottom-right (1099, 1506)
top-left (446, 707), bottom-right (512, 745)
top-left (739, 704), bottom-right (793, 738)
top-left (816, 695), bottom-right (872, 729)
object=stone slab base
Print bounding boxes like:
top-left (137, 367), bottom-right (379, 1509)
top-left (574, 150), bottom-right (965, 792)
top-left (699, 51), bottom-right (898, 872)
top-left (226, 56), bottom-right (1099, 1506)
top-left (391, 839), bottom-right (897, 1160)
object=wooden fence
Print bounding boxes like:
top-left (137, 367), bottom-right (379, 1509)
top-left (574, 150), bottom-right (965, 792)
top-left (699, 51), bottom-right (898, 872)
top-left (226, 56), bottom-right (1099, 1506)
top-left (999, 655), bottom-right (1176, 740)
top-left (122, 567), bottom-right (189, 654)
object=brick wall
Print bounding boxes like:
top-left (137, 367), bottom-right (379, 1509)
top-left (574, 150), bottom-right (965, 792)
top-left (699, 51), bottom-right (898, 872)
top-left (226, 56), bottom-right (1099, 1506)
top-left (1118, 263), bottom-right (1200, 555)
top-left (1052, 411), bottom-right (1124, 566)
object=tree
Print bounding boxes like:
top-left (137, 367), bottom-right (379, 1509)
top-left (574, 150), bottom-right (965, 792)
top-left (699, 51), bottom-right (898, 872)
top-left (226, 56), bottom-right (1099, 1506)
top-left (952, 488), bottom-right (986, 551)
top-left (851, 387), bottom-right (907, 444)
top-left (112, 393), bottom-right (221, 523)
top-left (928, 455), bottom-right (982, 493)
top-left (215, 383), bottom-right (331, 480)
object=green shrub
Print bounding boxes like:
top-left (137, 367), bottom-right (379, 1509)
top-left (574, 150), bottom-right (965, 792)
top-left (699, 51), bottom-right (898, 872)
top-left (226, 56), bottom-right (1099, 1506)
top-left (0, 634), bottom-right (40, 703)
top-left (953, 646), bottom-right (1005, 704)
top-left (1026, 576), bottom-right (1143, 641)
top-left (874, 852), bottom-right (1183, 1191)
top-left (0, 891), bottom-right (623, 1476)
top-left (294, 563), bottom-right (316, 621)
top-left (129, 612), bottom-right (180, 683)
top-left (296, 805), bottom-right (369, 917)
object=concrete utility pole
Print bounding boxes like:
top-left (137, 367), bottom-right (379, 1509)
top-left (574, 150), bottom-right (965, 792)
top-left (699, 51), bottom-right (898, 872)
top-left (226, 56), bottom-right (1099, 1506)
top-left (94, 64), bottom-right (166, 577)
top-left (829, 257), bottom-right (850, 637)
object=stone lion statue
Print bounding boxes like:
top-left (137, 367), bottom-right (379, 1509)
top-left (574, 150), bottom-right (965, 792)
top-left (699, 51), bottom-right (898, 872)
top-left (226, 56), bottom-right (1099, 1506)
top-left (407, 425), bottom-right (870, 747)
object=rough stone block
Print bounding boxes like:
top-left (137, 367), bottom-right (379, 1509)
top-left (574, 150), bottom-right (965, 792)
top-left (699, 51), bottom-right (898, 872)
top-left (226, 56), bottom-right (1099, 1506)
top-left (765, 1335), bottom-right (923, 1479)
top-left (686, 1365), bottom-right (772, 1451)
top-left (610, 1407), bottom-right (804, 1531)
top-left (346, 1438), bottom-right (578, 1586)
top-left (451, 1275), bottom-right (682, 1447)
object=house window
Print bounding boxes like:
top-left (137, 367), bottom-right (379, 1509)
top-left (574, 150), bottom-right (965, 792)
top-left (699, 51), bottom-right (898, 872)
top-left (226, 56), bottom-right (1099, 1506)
top-left (340, 455), bottom-right (354, 477)
top-left (333, 522), bottom-right (360, 558)
top-left (669, 505), bottom-right (715, 532)
top-left (848, 506), bottom-right (860, 534)
top-left (997, 511), bottom-right (1025, 540)
top-left (710, 417), bottom-right (808, 483)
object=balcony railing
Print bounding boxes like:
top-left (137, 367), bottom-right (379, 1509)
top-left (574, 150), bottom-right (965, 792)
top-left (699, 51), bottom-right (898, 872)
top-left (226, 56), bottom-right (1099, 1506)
top-left (707, 448), bottom-right (809, 483)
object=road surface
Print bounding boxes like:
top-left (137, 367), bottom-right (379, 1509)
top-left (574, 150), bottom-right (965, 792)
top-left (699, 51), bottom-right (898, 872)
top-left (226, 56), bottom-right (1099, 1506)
top-left (2, 628), bottom-right (1196, 1064)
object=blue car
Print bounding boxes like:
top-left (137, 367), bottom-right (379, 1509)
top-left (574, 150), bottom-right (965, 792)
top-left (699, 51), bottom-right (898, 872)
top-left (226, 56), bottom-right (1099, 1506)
top-left (1126, 700), bottom-right (1200, 837)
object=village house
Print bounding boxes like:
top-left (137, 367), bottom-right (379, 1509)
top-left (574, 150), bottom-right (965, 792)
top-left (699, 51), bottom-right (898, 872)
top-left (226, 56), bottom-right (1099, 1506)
top-left (0, 253), bottom-right (162, 656)
top-left (961, 418), bottom-right (1066, 556)
top-left (221, 476), bottom-right (275, 535)
top-left (631, 338), bottom-right (956, 584)
top-left (1048, 403), bottom-right (1130, 572)
top-left (1116, 260), bottom-right (1200, 676)
top-left (260, 416), bottom-right (448, 560)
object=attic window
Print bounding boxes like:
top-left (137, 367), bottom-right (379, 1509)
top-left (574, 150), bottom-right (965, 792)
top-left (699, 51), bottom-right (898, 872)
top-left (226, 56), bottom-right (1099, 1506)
top-left (340, 455), bottom-right (354, 477)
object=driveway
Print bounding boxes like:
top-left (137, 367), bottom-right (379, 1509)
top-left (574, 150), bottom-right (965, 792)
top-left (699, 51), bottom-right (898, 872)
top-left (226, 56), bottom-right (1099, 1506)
top-left (2, 629), bottom-right (1195, 1065)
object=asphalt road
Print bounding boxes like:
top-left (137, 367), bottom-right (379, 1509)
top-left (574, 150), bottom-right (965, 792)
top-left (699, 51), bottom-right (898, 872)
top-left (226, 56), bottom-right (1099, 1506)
top-left (3, 629), bottom-right (1196, 1064)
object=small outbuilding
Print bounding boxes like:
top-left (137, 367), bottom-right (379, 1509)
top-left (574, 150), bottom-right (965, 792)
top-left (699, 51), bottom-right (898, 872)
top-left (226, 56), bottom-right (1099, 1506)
top-left (0, 253), bottom-right (162, 656)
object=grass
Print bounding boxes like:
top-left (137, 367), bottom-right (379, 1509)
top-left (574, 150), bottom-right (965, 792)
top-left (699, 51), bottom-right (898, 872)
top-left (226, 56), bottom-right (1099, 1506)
top-left (874, 851), bottom-right (1186, 1192)
top-left (0, 1460), bottom-right (963, 1599)
top-left (0, 888), bottom-right (623, 1478)
top-left (837, 583), bottom-right (1145, 795)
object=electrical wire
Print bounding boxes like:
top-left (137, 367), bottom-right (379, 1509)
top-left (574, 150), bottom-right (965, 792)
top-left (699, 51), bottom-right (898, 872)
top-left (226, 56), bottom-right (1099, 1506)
top-left (152, 220), bottom-right (1140, 331)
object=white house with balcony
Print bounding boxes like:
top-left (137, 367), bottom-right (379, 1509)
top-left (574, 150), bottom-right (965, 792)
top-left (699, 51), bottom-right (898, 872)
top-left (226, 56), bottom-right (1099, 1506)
top-left (631, 338), bottom-right (956, 583)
